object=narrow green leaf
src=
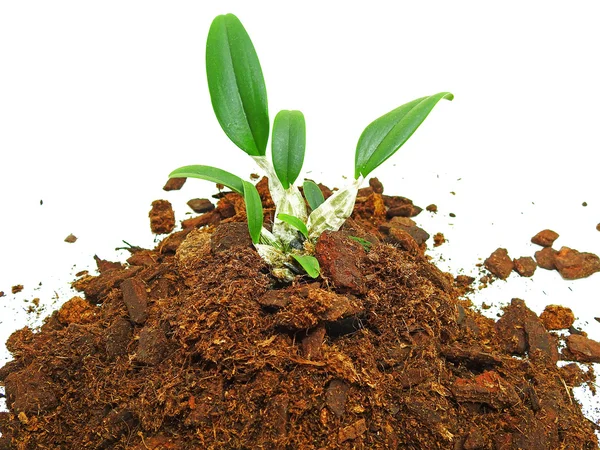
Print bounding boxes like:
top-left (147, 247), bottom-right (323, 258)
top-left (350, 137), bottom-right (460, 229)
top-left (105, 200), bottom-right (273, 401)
top-left (303, 180), bottom-right (325, 210)
top-left (277, 213), bottom-right (308, 238)
top-left (355, 92), bottom-right (453, 178)
top-left (206, 14), bottom-right (269, 156)
top-left (169, 165), bottom-right (244, 194)
top-left (242, 181), bottom-right (263, 244)
top-left (272, 110), bottom-right (306, 189)
top-left (348, 236), bottom-right (372, 252)
top-left (291, 254), bottom-right (320, 278)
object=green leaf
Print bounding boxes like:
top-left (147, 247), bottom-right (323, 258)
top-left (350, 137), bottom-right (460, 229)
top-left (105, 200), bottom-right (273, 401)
top-left (303, 180), bottom-right (325, 210)
top-left (348, 236), bottom-right (372, 252)
top-left (272, 110), bottom-right (306, 189)
top-left (277, 213), bottom-right (308, 238)
top-left (169, 165), bottom-right (244, 194)
top-left (242, 180), bottom-right (263, 244)
top-left (291, 254), bottom-right (320, 278)
top-left (206, 14), bottom-right (269, 156)
top-left (355, 92), bottom-right (453, 178)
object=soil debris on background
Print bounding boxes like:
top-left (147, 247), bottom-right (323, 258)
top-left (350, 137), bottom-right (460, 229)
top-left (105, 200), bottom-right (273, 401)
top-left (0, 178), bottom-right (598, 449)
top-left (149, 200), bottom-right (175, 235)
top-left (531, 229), bottom-right (559, 247)
top-left (10, 286), bottom-right (23, 295)
top-left (484, 248), bottom-right (514, 279)
top-left (64, 234), bottom-right (77, 243)
top-left (162, 177), bottom-right (186, 191)
top-left (513, 256), bottom-right (537, 277)
top-left (186, 198), bottom-right (215, 214)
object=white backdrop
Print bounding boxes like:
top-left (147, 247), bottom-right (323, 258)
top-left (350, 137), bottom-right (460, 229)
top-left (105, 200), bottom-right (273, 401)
top-left (1, 0), bottom-right (599, 421)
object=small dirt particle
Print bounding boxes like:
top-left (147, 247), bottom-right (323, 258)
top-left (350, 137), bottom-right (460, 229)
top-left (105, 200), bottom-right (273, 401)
top-left (301, 325), bottom-right (326, 360)
top-left (433, 232), bottom-right (445, 247)
top-left (368, 177), bottom-right (384, 194)
top-left (553, 246), bottom-right (600, 279)
top-left (257, 290), bottom-right (291, 309)
top-left (325, 379), bottom-right (349, 417)
top-left (64, 233), bottom-right (77, 243)
top-left (104, 317), bottom-right (133, 358)
top-left (11, 285), bottom-right (23, 294)
top-left (451, 370), bottom-right (519, 408)
top-left (315, 231), bottom-right (365, 294)
top-left (495, 298), bottom-right (558, 364)
top-left (383, 195), bottom-right (422, 217)
top-left (426, 204), bottom-right (438, 213)
top-left (386, 228), bottom-right (421, 255)
top-left (163, 177), bottom-right (186, 191)
top-left (249, 173), bottom-right (260, 180)
top-left (564, 334), bottom-right (600, 363)
top-left (120, 278), bottom-right (149, 325)
top-left (94, 255), bottom-right (123, 273)
top-left (513, 256), bottom-right (537, 277)
top-left (57, 296), bottom-right (96, 325)
top-left (5, 366), bottom-right (58, 414)
top-left (149, 200), bottom-right (175, 234)
top-left (210, 222), bottom-right (253, 253)
top-left (186, 198), bottom-right (215, 214)
top-left (0, 291), bottom-right (5, 297)
top-left (596, 223), bottom-right (600, 231)
top-left (135, 327), bottom-right (168, 366)
top-left (484, 248), bottom-right (514, 279)
top-left (582, 201), bottom-right (588, 207)
top-left (449, 212), bottom-right (456, 217)
top-left (463, 429), bottom-right (487, 449)
top-left (534, 247), bottom-right (558, 270)
top-left (531, 229), bottom-right (559, 247)
top-left (539, 304), bottom-right (575, 330)
top-left (338, 418), bottom-right (367, 443)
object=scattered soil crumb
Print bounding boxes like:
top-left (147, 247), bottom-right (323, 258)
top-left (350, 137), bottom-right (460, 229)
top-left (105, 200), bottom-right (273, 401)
top-left (531, 229), bottom-right (559, 247)
top-left (539, 304), bottom-right (575, 330)
top-left (554, 246), bottom-right (600, 279)
top-left (484, 248), bottom-right (514, 279)
top-left (249, 173), bottom-right (260, 180)
top-left (535, 247), bottom-right (558, 270)
top-left (449, 212), bottom-right (456, 217)
top-left (186, 198), bottom-right (215, 214)
top-left (596, 223), bottom-right (600, 232)
top-left (149, 200), bottom-right (175, 234)
top-left (426, 204), bottom-right (437, 213)
top-left (11, 285), bottom-right (23, 294)
top-left (564, 334), bottom-right (600, 363)
top-left (162, 177), bottom-right (186, 191)
top-left (368, 177), bottom-right (383, 194)
top-left (513, 256), bottom-right (537, 277)
top-left (582, 201), bottom-right (588, 207)
top-left (0, 291), bottom-right (5, 297)
top-left (433, 232), bottom-right (445, 247)
top-left (64, 233), bottom-right (77, 243)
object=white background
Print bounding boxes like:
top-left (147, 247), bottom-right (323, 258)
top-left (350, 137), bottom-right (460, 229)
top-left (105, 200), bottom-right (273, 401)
top-left (1, 0), bottom-right (599, 423)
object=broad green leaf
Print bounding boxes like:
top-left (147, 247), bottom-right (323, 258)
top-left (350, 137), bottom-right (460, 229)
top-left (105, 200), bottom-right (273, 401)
top-left (206, 14), bottom-right (269, 156)
top-left (291, 254), bottom-right (320, 278)
top-left (303, 180), bottom-right (325, 210)
top-left (355, 92), bottom-right (453, 178)
top-left (277, 213), bottom-right (308, 238)
top-left (242, 180), bottom-right (263, 244)
top-left (169, 165), bottom-right (244, 194)
top-left (272, 110), bottom-right (306, 189)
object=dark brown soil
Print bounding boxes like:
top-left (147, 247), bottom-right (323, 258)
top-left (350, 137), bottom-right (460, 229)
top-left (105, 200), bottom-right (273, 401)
top-left (1, 179), bottom-right (598, 449)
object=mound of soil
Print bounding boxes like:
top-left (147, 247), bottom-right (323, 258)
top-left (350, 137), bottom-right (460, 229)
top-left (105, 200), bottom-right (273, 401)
top-left (0, 178), bottom-right (598, 449)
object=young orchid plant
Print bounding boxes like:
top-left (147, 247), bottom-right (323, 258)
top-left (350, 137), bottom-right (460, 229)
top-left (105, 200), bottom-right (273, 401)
top-left (169, 13), bottom-right (453, 281)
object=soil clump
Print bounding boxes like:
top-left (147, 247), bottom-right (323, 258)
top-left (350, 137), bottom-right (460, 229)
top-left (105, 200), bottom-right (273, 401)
top-left (1, 178), bottom-right (598, 449)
